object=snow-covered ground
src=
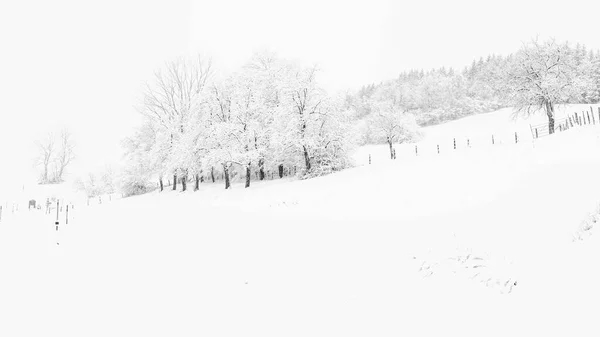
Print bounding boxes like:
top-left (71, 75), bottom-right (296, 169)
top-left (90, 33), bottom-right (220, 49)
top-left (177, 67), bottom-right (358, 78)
top-left (2, 105), bottom-right (600, 336)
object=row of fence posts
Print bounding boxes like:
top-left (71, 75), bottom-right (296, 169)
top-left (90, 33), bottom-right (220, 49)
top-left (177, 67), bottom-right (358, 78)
top-left (0, 199), bottom-right (71, 228)
top-left (574, 107), bottom-right (599, 127)
top-left (531, 107), bottom-right (600, 139)
top-left (370, 131), bottom-right (519, 163)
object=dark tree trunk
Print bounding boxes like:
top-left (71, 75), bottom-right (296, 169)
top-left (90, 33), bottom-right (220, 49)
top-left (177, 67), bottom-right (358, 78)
top-left (258, 159), bottom-right (265, 180)
top-left (303, 145), bottom-right (311, 172)
top-left (195, 174), bottom-right (200, 191)
top-left (159, 177), bottom-right (164, 192)
top-left (181, 175), bottom-right (187, 192)
top-left (245, 163), bottom-right (251, 188)
top-left (211, 167), bottom-right (215, 183)
top-left (546, 101), bottom-right (555, 134)
top-left (173, 174), bottom-right (177, 191)
top-left (223, 165), bottom-right (231, 189)
top-left (388, 139), bottom-right (394, 159)
top-left (278, 164), bottom-right (284, 178)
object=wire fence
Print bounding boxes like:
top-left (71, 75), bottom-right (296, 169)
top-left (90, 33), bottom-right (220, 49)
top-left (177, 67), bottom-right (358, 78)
top-left (363, 106), bottom-right (600, 165)
top-left (530, 106), bottom-right (600, 139)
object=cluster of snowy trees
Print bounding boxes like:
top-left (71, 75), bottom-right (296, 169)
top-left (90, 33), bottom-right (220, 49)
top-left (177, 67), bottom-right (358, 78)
top-left (73, 166), bottom-right (116, 199)
top-left (35, 129), bottom-right (75, 184)
top-left (121, 38), bottom-right (598, 196)
top-left (122, 52), bottom-right (356, 195)
top-left (349, 38), bottom-right (600, 137)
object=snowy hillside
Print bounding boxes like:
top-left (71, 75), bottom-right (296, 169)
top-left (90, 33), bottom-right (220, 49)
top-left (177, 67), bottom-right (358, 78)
top-left (2, 105), bottom-right (600, 336)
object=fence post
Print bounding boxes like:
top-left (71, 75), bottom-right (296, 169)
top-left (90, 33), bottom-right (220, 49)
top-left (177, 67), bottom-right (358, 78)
top-left (535, 128), bottom-right (538, 138)
top-left (588, 111), bottom-right (592, 124)
top-left (66, 205), bottom-right (69, 225)
top-left (492, 134), bottom-right (495, 145)
top-left (453, 138), bottom-right (456, 150)
top-left (437, 145), bottom-right (440, 154)
top-left (592, 106), bottom-right (596, 124)
top-left (575, 113), bottom-right (579, 125)
top-left (369, 154), bottom-right (371, 164)
top-left (55, 201), bottom-right (60, 231)
top-left (415, 145), bottom-right (418, 156)
top-left (467, 139), bottom-right (470, 147)
top-left (515, 132), bottom-right (518, 143)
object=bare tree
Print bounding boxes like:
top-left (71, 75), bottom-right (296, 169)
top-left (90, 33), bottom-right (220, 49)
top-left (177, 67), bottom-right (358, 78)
top-left (55, 129), bottom-right (75, 182)
top-left (36, 132), bottom-right (55, 184)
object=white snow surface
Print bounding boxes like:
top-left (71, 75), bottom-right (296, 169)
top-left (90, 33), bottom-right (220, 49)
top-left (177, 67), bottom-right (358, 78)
top-left (2, 105), bottom-right (600, 336)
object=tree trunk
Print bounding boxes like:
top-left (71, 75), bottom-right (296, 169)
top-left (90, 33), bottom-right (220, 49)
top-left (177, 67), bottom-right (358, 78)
top-left (303, 145), bottom-right (311, 172)
top-left (211, 167), bottom-right (215, 183)
top-left (546, 101), bottom-right (555, 134)
top-left (195, 174), bottom-right (200, 191)
top-left (173, 174), bottom-right (177, 191)
top-left (245, 163), bottom-right (251, 188)
top-left (278, 164), bottom-right (284, 178)
top-left (181, 175), bottom-right (187, 192)
top-left (388, 139), bottom-right (394, 159)
top-left (223, 165), bottom-right (231, 189)
top-left (159, 177), bottom-right (164, 192)
top-left (258, 159), bottom-right (265, 180)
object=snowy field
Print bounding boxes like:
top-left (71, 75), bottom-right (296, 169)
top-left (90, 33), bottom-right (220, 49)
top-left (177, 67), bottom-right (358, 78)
top-left (2, 106), bottom-right (600, 336)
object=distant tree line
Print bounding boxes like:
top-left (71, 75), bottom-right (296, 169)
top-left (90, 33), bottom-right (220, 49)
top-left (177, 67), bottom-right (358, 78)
top-left (347, 38), bottom-right (600, 141)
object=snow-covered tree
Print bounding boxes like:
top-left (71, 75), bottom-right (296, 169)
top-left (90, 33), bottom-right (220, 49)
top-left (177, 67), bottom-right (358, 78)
top-left (273, 64), bottom-right (353, 177)
top-left (120, 122), bottom-right (159, 196)
top-left (505, 38), bottom-right (590, 134)
top-left (140, 55), bottom-right (212, 189)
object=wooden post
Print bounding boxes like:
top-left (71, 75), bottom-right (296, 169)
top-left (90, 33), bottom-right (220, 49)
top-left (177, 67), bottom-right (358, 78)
top-left (66, 205), bottom-right (69, 225)
top-left (588, 111), bottom-right (592, 124)
top-left (592, 106), bottom-right (596, 124)
top-left (535, 128), bottom-right (538, 138)
top-left (575, 113), bottom-right (579, 125)
top-left (467, 139), bottom-right (470, 147)
top-left (437, 145), bottom-right (439, 154)
top-left (492, 135), bottom-right (495, 145)
top-left (515, 132), bottom-right (518, 143)
top-left (369, 154), bottom-right (371, 164)
top-left (453, 138), bottom-right (456, 150)
top-left (415, 145), bottom-right (418, 156)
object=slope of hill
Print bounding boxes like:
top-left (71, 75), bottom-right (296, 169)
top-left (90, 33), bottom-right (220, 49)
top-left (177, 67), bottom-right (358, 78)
top-left (1, 106), bottom-right (600, 336)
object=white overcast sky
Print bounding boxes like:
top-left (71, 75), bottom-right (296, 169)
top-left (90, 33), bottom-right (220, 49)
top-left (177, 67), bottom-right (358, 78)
top-left (1, 0), bottom-right (599, 189)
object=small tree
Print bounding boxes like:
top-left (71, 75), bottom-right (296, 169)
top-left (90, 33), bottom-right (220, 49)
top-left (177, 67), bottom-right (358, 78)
top-left (54, 129), bottom-right (75, 182)
top-left (36, 132), bottom-right (55, 184)
top-left (369, 83), bottom-right (420, 158)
